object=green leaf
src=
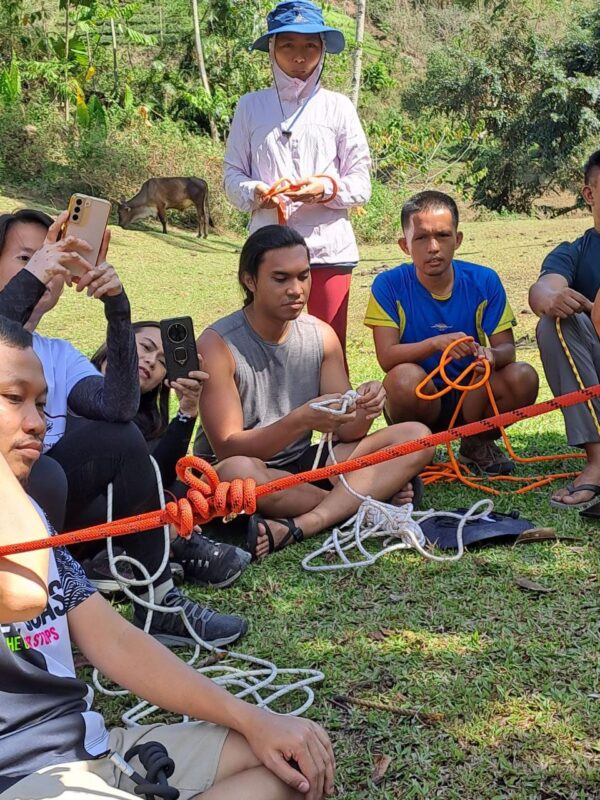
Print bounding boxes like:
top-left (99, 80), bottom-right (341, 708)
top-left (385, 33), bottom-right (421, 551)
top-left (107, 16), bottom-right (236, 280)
top-left (88, 94), bottom-right (107, 136)
top-left (123, 84), bottom-right (134, 112)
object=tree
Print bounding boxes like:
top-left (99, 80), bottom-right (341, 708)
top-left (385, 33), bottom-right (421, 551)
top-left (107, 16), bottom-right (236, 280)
top-left (350, 0), bottom-right (366, 108)
top-left (405, 8), bottom-right (600, 212)
top-left (190, 0), bottom-right (218, 141)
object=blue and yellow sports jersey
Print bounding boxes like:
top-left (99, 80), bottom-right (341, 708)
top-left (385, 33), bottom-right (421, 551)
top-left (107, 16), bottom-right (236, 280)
top-left (364, 260), bottom-right (516, 385)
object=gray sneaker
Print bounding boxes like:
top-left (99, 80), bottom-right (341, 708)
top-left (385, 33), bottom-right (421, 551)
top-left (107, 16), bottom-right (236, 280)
top-left (458, 436), bottom-right (514, 476)
top-left (134, 585), bottom-right (248, 648)
top-left (171, 531), bottom-right (251, 588)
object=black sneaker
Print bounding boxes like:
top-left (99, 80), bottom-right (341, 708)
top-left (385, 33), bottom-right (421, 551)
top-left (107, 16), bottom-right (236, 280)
top-left (82, 547), bottom-right (135, 594)
top-left (134, 586), bottom-right (248, 648)
top-left (170, 531), bottom-right (251, 588)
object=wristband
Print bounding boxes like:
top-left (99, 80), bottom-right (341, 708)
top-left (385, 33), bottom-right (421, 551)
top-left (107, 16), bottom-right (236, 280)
top-left (176, 410), bottom-right (195, 424)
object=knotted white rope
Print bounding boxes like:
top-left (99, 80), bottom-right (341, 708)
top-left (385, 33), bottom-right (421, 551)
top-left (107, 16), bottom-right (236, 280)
top-left (93, 458), bottom-right (324, 725)
top-left (305, 390), bottom-right (492, 570)
top-left (302, 497), bottom-right (495, 571)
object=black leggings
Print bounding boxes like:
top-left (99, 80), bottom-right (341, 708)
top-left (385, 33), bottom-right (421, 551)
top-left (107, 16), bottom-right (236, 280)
top-left (29, 417), bottom-right (171, 591)
top-left (27, 455), bottom-right (68, 533)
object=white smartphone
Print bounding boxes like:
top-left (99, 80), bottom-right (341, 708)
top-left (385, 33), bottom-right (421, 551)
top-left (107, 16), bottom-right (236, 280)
top-left (62, 194), bottom-right (111, 276)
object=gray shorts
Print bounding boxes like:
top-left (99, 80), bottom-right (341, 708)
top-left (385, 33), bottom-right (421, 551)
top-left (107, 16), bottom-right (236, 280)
top-left (1, 721), bottom-right (229, 800)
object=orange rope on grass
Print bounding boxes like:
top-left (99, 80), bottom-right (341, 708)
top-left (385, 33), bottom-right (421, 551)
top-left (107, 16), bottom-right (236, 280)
top-left (2, 383), bottom-right (600, 558)
top-left (264, 175), bottom-right (339, 225)
top-left (416, 336), bottom-right (584, 495)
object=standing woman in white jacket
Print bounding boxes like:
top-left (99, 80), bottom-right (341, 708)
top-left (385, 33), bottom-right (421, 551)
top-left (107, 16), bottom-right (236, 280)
top-left (224, 0), bottom-right (371, 366)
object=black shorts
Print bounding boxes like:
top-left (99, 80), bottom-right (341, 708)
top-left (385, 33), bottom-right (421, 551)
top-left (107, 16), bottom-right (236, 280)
top-left (280, 443), bottom-right (333, 491)
top-left (433, 388), bottom-right (464, 432)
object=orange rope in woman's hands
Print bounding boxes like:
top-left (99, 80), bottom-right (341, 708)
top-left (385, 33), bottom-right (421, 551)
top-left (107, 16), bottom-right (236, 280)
top-left (263, 175), bottom-right (339, 224)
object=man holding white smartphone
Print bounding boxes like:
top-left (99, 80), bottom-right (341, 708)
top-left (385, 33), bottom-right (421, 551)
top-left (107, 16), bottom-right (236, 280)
top-left (0, 206), bottom-right (248, 649)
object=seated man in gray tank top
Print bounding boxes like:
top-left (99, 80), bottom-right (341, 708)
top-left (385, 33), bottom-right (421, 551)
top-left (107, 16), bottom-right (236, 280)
top-left (197, 225), bottom-right (434, 560)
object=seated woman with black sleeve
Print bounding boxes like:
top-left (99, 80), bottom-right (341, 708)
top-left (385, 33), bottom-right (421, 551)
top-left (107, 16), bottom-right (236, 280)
top-left (90, 320), bottom-right (250, 588)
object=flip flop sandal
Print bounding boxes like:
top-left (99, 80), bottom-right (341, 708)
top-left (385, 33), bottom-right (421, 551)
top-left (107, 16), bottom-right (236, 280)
top-left (550, 482), bottom-right (600, 512)
top-left (245, 513), bottom-right (304, 561)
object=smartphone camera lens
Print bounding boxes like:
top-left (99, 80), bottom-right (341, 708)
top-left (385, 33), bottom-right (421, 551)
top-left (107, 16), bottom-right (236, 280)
top-left (72, 214), bottom-right (79, 221)
top-left (167, 323), bottom-right (188, 344)
top-left (75, 198), bottom-right (82, 206)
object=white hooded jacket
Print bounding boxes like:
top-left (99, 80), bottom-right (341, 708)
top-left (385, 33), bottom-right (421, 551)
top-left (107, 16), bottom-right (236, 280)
top-left (224, 43), bottom-right (372, 266)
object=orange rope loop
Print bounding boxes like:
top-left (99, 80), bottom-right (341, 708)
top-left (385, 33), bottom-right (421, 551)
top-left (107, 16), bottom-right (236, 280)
top-left (415, 336), bottom-right (491, 400)
top-left (417, 336), bottom-right (584, 494)
top-left (165, 456), bottom-right (257, 536)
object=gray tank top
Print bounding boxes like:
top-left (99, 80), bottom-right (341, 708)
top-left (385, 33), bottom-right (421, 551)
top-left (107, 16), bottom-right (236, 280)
top-left (210, 309), bottom-right (323, 468)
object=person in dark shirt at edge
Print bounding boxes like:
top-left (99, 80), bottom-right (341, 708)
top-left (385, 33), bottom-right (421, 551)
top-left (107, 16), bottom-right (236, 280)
top-left (529, 148), bottom-right (600, 515)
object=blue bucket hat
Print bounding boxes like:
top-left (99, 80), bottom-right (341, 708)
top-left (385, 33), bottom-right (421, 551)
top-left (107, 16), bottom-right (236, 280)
top-left (251, 1), bottom-right (346, 54)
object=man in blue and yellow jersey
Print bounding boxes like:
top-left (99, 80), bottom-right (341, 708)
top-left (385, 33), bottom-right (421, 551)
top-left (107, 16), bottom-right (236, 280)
top-left (365, 190), bottom-right (539, 475)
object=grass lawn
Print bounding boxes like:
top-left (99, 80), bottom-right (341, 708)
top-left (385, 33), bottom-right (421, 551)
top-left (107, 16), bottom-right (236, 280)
top-left (2, 193), bottom-right (599, 799)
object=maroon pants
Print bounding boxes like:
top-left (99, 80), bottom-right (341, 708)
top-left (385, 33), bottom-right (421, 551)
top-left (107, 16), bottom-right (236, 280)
top-left (307, 266), bottom-right (352, 368)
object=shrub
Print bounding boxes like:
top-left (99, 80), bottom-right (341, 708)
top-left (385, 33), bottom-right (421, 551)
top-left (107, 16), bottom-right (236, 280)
top-left (352, 179), bottom-right (406, 244)
top-left (404, 7), bottom-right (600, 212)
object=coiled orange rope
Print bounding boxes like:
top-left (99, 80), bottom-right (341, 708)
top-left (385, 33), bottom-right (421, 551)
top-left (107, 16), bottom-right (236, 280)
top-left (416, 336), bottom-right (584, 494)
top-left (264, 175), bottom-right (339, 225)
top-left (2, 382), bottom-right (600, 558)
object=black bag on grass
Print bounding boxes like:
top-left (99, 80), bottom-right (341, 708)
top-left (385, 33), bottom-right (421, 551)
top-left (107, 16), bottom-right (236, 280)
top-left (421, 509), bottom-right (534, 550)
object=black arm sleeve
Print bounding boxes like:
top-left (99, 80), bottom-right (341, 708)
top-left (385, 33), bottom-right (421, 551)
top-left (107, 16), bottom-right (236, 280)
top-left (67, 291), bottom-right (140, 422)
top-left (148, 416), bottom-right (196, 486)
top-left (0, 270), bottom-right (46, 324)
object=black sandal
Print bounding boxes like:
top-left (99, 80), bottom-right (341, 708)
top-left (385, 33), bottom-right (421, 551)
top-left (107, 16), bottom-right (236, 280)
top-left (550, 482), bottom-right (600, 512)
top-left (412, 475), bottom-right (425, 510)
top-left (245, 513), bottom-right (304, 561)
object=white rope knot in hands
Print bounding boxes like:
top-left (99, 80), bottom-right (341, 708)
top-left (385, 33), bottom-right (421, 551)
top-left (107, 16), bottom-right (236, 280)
top-left (310, 389), bottom-right (359, 417)
top-left (309, 390), bottom-right (364, 499)
top-left (305, 390), bottom-right (494, 570)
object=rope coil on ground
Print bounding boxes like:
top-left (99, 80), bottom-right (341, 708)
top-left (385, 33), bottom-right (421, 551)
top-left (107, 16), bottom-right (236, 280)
top-left (304, 390), bottom-right (492, 569)
top-left (302, 498), bottom-right (495, 571)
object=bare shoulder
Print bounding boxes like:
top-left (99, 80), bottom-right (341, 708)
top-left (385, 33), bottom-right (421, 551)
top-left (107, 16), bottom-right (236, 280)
top-left (197, 328), bottom-right (234, 375)
top-left (313, 317), bottom-right (339, 352)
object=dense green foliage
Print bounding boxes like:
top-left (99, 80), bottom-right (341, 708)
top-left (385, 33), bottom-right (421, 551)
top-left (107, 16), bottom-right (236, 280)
top-left (0, 0), bottom-right (598, 234)
top-left (406, 5), bottom-right (600, 212)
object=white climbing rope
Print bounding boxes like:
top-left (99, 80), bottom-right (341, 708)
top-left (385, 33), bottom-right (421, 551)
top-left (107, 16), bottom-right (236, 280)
top-left (302, 497), bottom-right (495, 571)
top-left (305, 390), bottom-right (494, 570)
top-left (93, 458), bottom-right (324, 725)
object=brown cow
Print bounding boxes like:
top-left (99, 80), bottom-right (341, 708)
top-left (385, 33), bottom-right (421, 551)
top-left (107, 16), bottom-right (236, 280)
top-left (117, 177), bottom-right (212, 238)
